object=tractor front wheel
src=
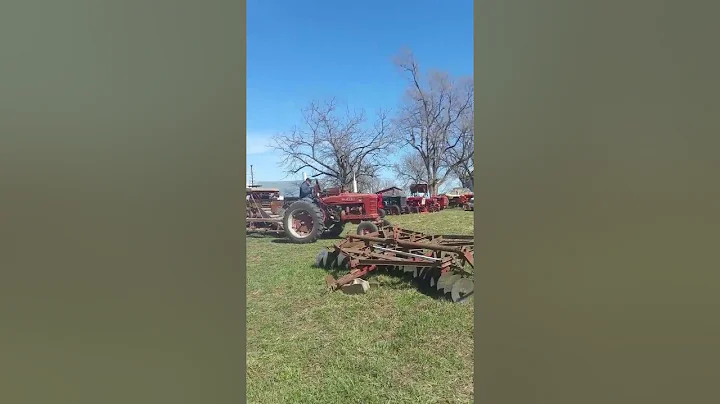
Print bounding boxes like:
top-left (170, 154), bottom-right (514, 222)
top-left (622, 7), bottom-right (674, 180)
top-left (356, 221), bottom-right (379, 235)
top-left (282, 200), bottom-right (325, 244)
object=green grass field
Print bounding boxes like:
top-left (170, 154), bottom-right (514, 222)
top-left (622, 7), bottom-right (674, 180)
top-left (246, 209), bottom-right (475, 403)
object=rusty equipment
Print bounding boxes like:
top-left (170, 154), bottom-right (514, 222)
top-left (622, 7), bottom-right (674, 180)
top-left (444, 187), bottom-right (475, 209)
top-left (246, 186), bottom-right (287, 234)
top-left (316, 224), bottom-right (474, 303)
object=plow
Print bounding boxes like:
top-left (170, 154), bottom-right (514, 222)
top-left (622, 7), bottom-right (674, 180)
top-left (315, 224), bottom-right (475, 303)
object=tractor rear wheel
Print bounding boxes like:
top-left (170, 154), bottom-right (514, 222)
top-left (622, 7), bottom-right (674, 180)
top-left (389, 205), bottom-right (400, 215)
top-left (356, 221), bottom-right (379, 235)
top-left (282, 200), bottom-right (325, 244)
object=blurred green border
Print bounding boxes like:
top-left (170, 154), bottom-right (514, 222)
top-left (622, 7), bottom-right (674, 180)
top-left (474, 1), bottom-right (720, 403)
top-left (1, 0), bottom-right (718, 403)
top-left (1, 1), bottom-right (247, 402)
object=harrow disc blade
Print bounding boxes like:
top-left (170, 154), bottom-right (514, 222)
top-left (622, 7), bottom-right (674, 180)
top-left (315, 250), bottom-right (329, 268)
top-left (451, 278), bottom-right (474, 303)
top-left (439, 274), bottom-right (462, 293)
top-left (332, 253), bottom-right (347, 269)
top-left (436, 273), bottom-right (452, 291)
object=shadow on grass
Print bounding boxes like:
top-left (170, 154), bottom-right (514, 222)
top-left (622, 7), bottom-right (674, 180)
top-left (246, 233), bottom-right (282, 240)
top-left (320, 264), bottom-right (457, 302)
top-left (269, 233), bottom-right (346, 244)
top-left (270, 238), bottom-right (294, 244)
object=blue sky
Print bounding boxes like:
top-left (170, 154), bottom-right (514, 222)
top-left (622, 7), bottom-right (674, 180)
top-left (247, 0), bottom-right (474, 183)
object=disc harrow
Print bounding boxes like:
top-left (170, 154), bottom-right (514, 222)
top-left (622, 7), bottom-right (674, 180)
top-left (316, 224), bottom-right (475, 303)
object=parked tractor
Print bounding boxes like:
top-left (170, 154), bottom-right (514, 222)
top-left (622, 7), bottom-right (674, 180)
top-left (405, 184), bottom-right (450, 213)
top-left (464, 196), bottom-right (475, 211)
top-left (247, 179), bottom-right (389, 244)
top-left (406, 183), bottom-right (432, 213)
top-left (428, 194), bottom-right (449, 211)
top-left (375, 187), bottom-right (407, 215)
top-left (380, 195), bottom-right (408, 215)
top-left (444, 187), bottom-right (475, 209)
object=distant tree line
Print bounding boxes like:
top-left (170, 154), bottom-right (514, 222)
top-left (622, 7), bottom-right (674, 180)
top-left (270, 48), bottom-right (474, 195)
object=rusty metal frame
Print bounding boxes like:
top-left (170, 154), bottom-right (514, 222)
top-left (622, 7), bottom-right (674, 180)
top-left (323, 224), bottom-right (475, 291)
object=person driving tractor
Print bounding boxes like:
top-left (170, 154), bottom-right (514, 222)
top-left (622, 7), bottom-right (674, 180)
top-left (299, 177), bottom-right (314, 201)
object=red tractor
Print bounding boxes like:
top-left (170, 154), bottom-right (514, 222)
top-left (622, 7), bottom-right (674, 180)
top-left (406, 183), bottom-right (432, 213)
top-left (405, 184), bottom-right (449, 213)
top-left (431, 194), bottom-right (449, 211)
top-left (444, 187), bottom-right (475, 209)
top-left (247, 179), bottom-right (389, 244)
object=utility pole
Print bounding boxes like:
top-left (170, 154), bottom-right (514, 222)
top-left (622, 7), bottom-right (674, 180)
top-left (250, 165), bottom-right (254, 186)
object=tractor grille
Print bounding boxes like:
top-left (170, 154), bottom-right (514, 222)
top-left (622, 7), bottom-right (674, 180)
top-left (368, 198), bottom-right (377, 212)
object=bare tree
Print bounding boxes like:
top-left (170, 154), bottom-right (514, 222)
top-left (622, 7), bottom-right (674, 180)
top-left (448, 153), bottom-right (474, 190)
top-left (271, 99), bottom-right (394, 189)
top-left (329, 159), bottom-right (382, 193)
top-left (392, 153), bottom-right (429, 189)
top-left (444, 112), bottom-right (474, 189)
top-left (392, 49), bottom-right (474, 195)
